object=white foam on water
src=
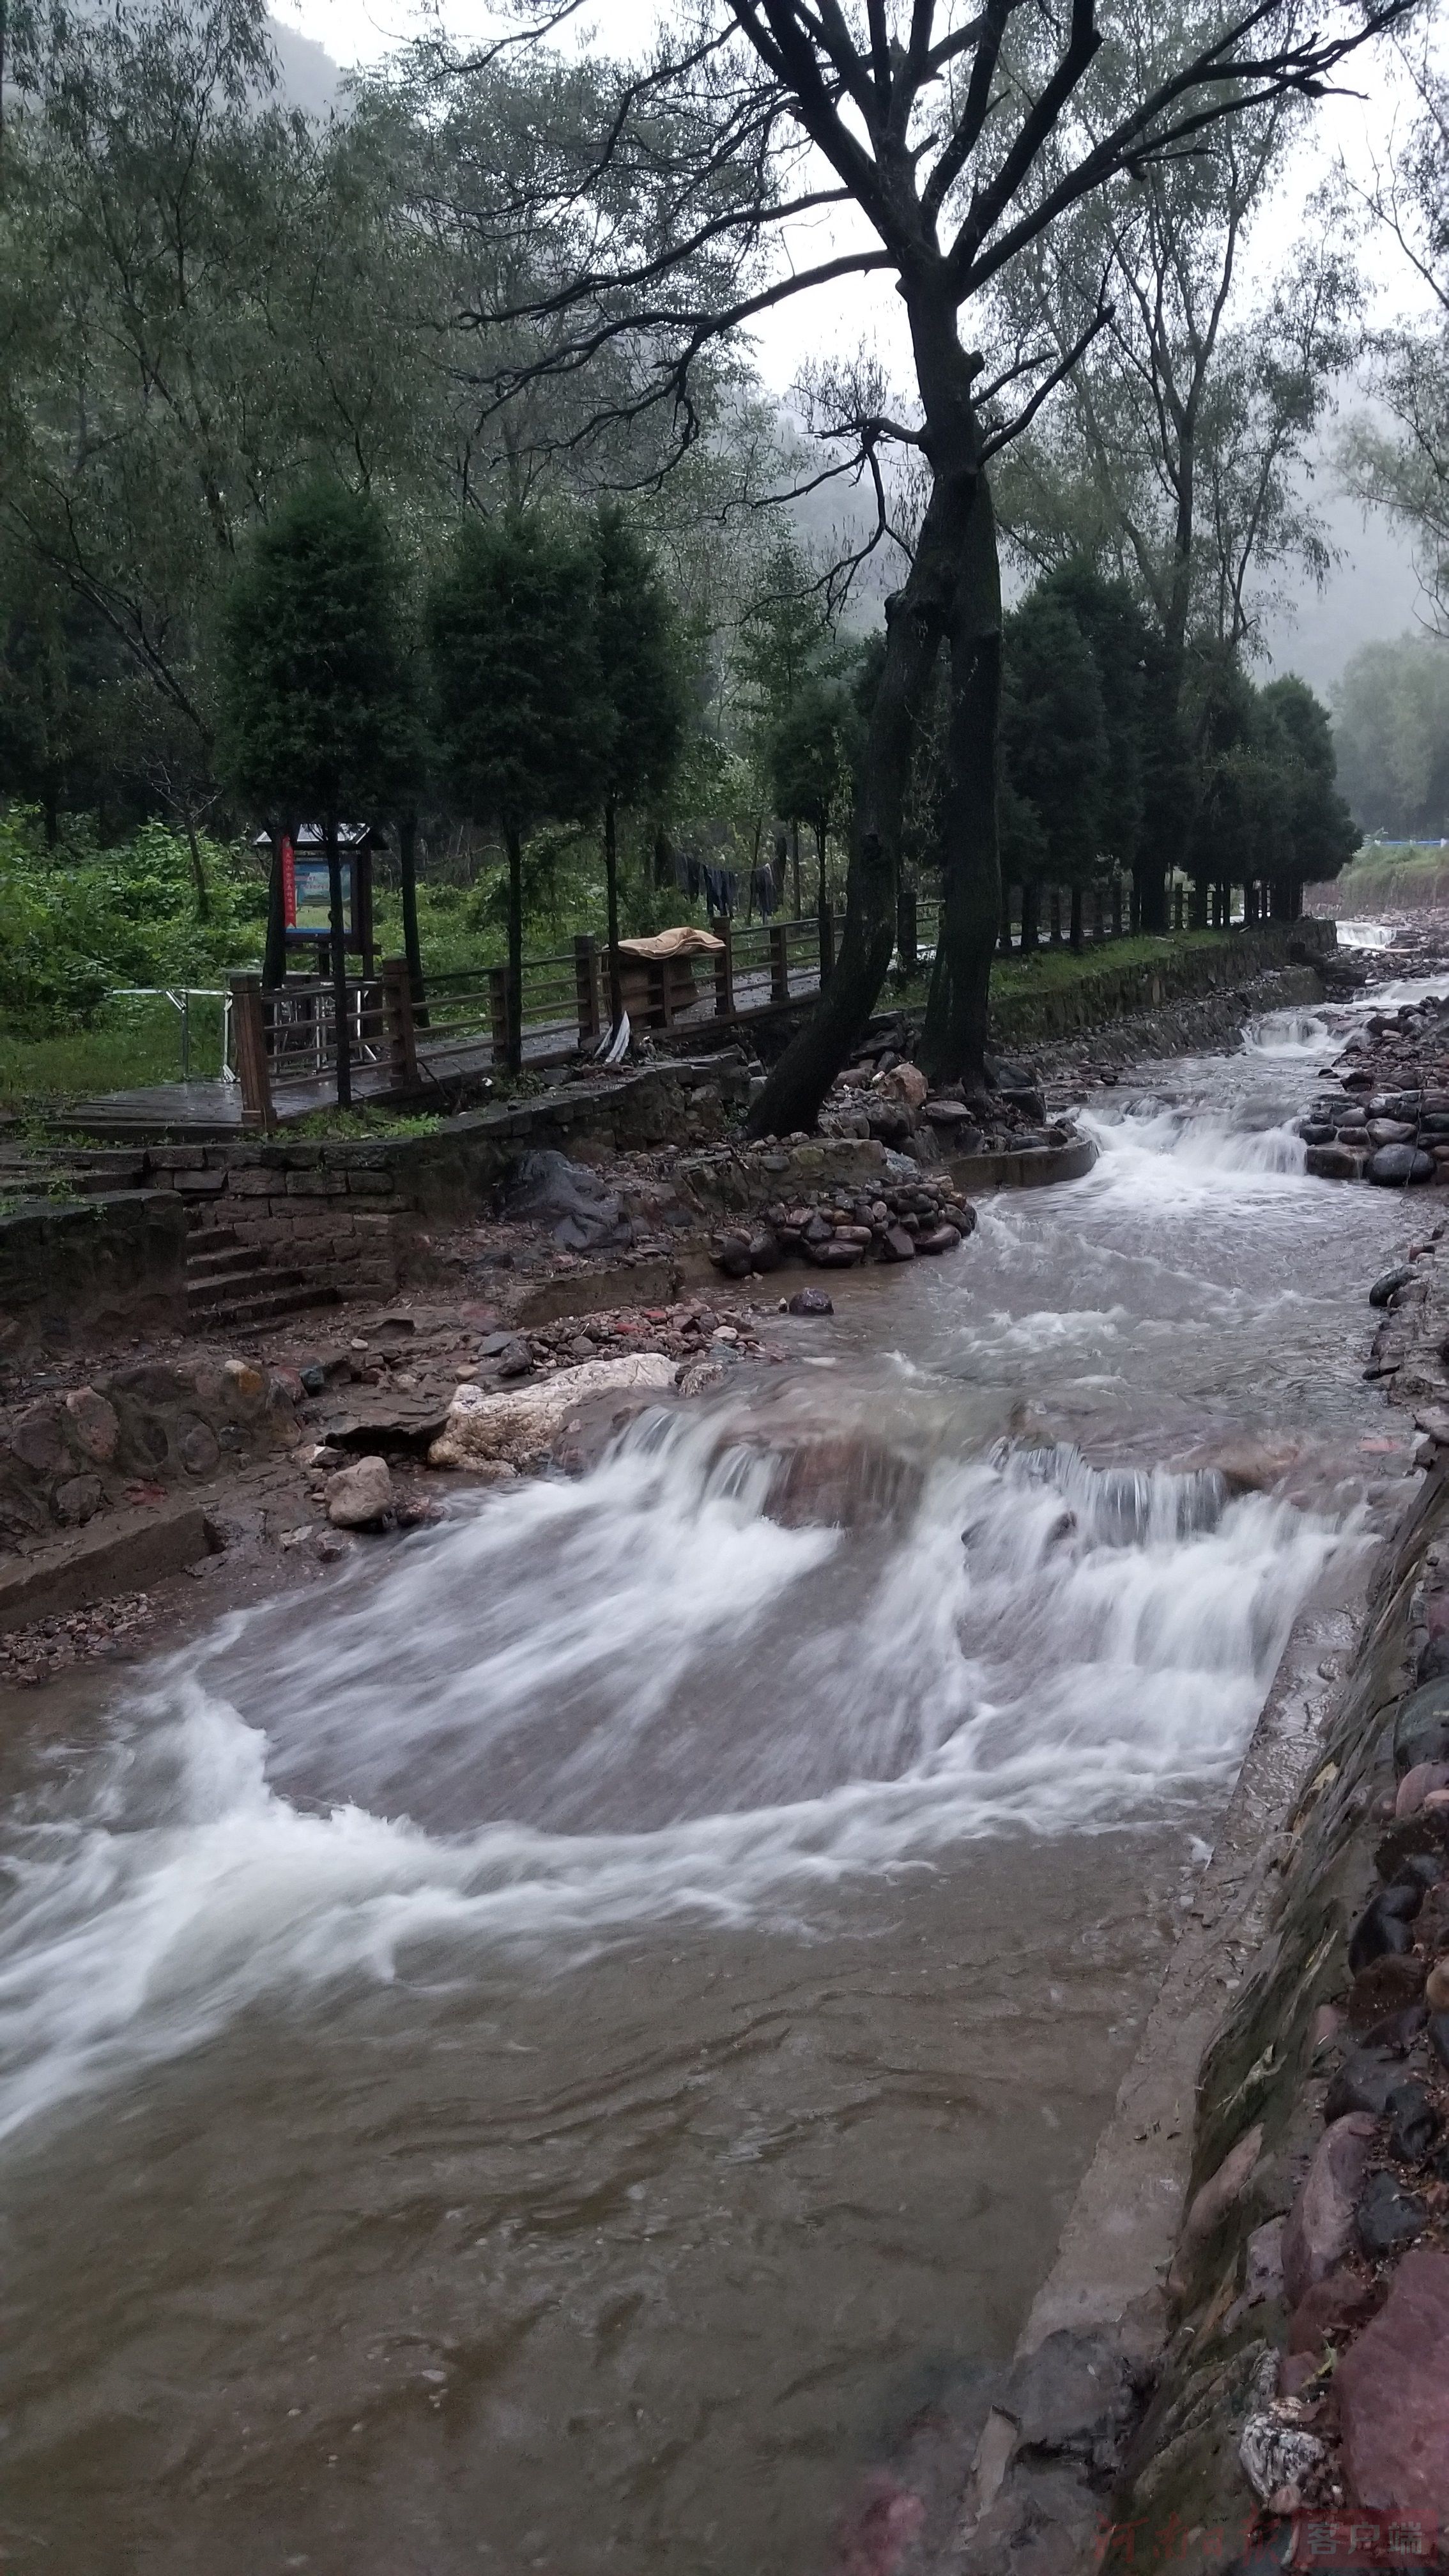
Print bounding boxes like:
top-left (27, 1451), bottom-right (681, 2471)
top-left (1077, 1096), bottom-right (1308, 1203)
top-left (0, 1407), bottom-right (1359, 2143)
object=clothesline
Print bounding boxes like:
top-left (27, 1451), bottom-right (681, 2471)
top-left (670, 848), bottom-right (779, 918)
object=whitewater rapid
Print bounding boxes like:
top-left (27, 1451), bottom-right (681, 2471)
top-left (0, 1033), bottom-right (1383, 2146)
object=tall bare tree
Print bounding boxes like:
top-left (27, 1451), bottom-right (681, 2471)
top-left (441, 0), bottom-right (1416, 1126)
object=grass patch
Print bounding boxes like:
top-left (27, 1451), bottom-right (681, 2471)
top-left (0, 991), bottom-right (227, 1115)
top-left (990, 929), bottom-right (1229, 1000)
top-left (1329, 848), bottom-right (1449, 908)
top-left (286, 1105), bottom-right (444, 1140)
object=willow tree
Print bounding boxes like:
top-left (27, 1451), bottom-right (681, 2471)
top-left (443, 0), bottom-right (1409, 1130)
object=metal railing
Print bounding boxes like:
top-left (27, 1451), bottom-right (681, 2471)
top-left (109, 986), bottom-right (237, 1082)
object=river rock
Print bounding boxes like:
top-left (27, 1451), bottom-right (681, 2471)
top-left (222, 1358), bottom-right (268, 1418)
top-left (9, 1405), bottom-right (65, 1475)
top-left (1386, 2077), bottom-right (1439, 2163)
top-left (1167, 2124), bottom-right (1262, 2299)
top-left (1282, 2112), bottom-right (1377, 2306)
top-left (1238, 2414), bottom-right (1325, 2509)
top-left (63, 1387), bottom-right (119, 1464)
top-left (479, 1331), bottom-right (533, 1377)
top-left (1370, 1266), bottom-right (1416, 1308)
top-left (1367, 1145), bottom-right (1436, 1186)
top-left (180, 1420), bottom-right (220, 1476)
top-left (1394, 1680), bottom-right (1449, 1775)
top-left (916, 1223), bottom-right (964, 1255)
top-left (325, 1455), bottom-right (395, 1528)
top-left (786, 1289), bottom-right (833, 1316)
top-left (1349, 1880), bottom-right (1424, 1973)
top-left (1324, 2052), bottom-right (1403, 2120)
top-left (1367, 1119), bottom-right (1418, 1147)
top-left (1307, 1144), bottom-right (1367, 1179)
top-left (429, 1354), bottom-right (678, 1469)
top-left (1358, 2170), bottom-right (1431, 2258)
top-left (873, 1062), bottom-right (928, 1116)
top-left (1348, 1952), bottom-right (1428, 2041)
top-left (1396, 1761), bottom-right (1449, 1818)
top-left (53, 1473), bottom-right (103, 1525)
top-left (880, 1225), bottom-right (916, 1262)
top-left (1335, 2250), bottom-right (1449, 2517)
top-left (1286, 2265), bottom-right (1381, 2353)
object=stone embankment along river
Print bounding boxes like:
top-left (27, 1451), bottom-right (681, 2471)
top-left (1300, 987), bottom-right (1449, 1187)
top-left (947, 1239), bottom-right (1449, 2574)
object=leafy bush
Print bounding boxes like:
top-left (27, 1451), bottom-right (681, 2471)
top-left (0, 807), bottom-right (266, 1025)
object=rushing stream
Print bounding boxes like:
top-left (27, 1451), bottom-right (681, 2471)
top-left (0, 998), bottom-right (1435, 2573)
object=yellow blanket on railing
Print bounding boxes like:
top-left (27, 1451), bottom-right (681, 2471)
top-left (615, 927), bottom-right (724, 960)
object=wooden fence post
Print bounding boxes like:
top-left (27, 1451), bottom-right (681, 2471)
top-left (381, 956), bottom-right (418, 1092)
top-left (488, 966), bottom-right (509, 1060)
top-left (230, 974), bottom-right (275, 1131)
top-left (574, 933), bottom-right (602, 1045)
top-left (769, 922), bottom-right (790, 1003)
top-left (710, 917), bottom-right (734, 1017)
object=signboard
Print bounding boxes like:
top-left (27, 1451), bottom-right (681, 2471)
top-left (288, 857), bottom-right (353, 941)
top-left (281, 832), bottom-right (296, 926)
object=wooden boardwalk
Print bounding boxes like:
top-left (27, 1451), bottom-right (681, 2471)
top-left (63, 939), bottom-right (838, 1137)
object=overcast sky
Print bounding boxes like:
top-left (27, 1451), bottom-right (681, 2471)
top-left (271, 0), bottom-right (1436, 686)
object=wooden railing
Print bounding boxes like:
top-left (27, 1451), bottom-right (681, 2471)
top-left (227, 917), bottom-right (850, 1127)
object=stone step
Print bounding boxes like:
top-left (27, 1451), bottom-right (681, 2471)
top-left (192, 1282), bottom-right (340, 1329)
top-left (187, 1261), bottom-right (306, 1305)
top-left (185, 1224), bottom-right (240, 1259)
top-left (185, 1243), bottom-right (258, 1282)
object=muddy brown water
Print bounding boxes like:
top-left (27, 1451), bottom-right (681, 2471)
top-left (0, 1001), bottom-right (1432, 2573)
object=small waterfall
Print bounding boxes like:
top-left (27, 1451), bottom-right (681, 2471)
top-left (0, 1404), bottom-right (1356, 2143)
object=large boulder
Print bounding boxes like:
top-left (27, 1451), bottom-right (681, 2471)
top-left (873, 1061), bottom-right (928, 1109)
top-left (324, 1454), bottom-right (395, 1528)
top-left (1281, 2112), bottom-right (1376, 2308)
top-left (1367, 1144), bottom-right (1436, 1186)
top-left (1335, 2249), bottom-right (1449, 2517)
top-left (429, 1353), bottom-right (678, 1469)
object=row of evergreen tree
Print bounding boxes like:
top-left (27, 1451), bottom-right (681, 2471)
top-left (112, 474), bottom-right (1360, 1092)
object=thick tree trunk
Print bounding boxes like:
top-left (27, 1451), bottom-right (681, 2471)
top-left (1070, 882), bottom-right (1084, 953)
top-left (999, 880), bottom-right (1013, 954)
top-left (505, 822), bottom-right (524, 1076)
top-left (816, 823), bottom-right (832, 986)
top-left (921, 450), bottom-right (1002, 1089)
top-left (399, 809), bottom-right (427, 1023)
top-left (325, 811), bottom-right (351, 1111)
top-left (1020, 878), bottom-right (1039, 951)
top-left (792, 822), bottom-right (801, 918)
top-left (747, 298), bottom-right (992, 1138)
top-left (605, 797), bottom-right (623, 1034)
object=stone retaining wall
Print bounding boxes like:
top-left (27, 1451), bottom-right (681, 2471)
top-left (0, 1190), bottom-right (188, 1358)
top-left (1101, 1462), bottom-right (1449, 2564)
top-left (0, 1349), bottom-right (303, 1572)
top-left (991, 923), bottom-right (1335, 1051)
top-left (155, 1057), bottom-right (749, 1300)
